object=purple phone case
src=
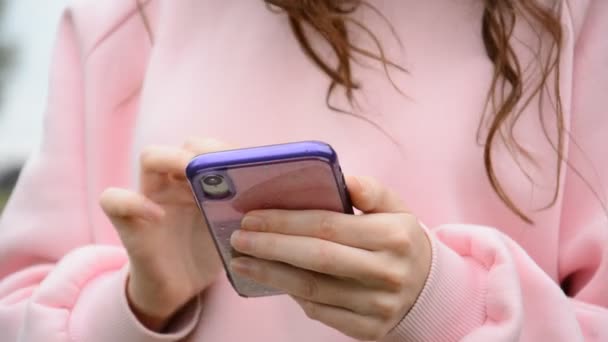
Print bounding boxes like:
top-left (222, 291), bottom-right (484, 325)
top-left (186, 141), bottom-right (352, 297)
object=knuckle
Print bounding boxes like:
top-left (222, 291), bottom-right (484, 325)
top-left (314, 244), bottom-right (334, 273)
top-left (300, 272), bottom-right (320, 299)
top-left (377, 268), bottom-right (407, 291)
top-left (318, 214), bottom-right (337, 240)
top-left (389, 229), bottom-right (412, 253)
top-left (263, 211), bottom-right (283, 233)
top-left (387, 214), bottom-right (415, 252)
top-left (369, 296), bottom-right (400, 319)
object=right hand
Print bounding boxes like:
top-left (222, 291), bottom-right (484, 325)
top-left (99, 138), bottom-right (231, 331)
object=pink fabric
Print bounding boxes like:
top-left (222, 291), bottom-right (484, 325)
top-left (1, 0), bottom-right (607, 340)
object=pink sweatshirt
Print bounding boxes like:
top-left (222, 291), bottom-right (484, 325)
top-left (1, 1), bottom-right (607, 341)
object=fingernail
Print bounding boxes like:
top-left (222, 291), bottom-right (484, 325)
top-left (231, 230), bottom-right (251, 250)
top-left (231, 258), bottom-right (253, 275)
top-left (241, 215), bottom-right (264, 231)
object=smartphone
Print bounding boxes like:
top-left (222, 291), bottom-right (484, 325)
top-left (186, 141), bottom-right (353, 297)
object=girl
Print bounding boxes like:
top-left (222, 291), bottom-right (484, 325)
top-left (0, 0), bottom-right (606, 341)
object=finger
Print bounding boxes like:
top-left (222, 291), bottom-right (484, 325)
top-left (140, 145), bottom-right (195, 178)
top-left (231, 257), bottom-right (402, 318)
top-left (291, 296), bottom-right (385, 341)
top-left (241, 209), bottom-right (415, 251)
top-left (99, 187), bottom-right (165, 221)
top-left (345, 176), bottom-right (407, 214)
top-left (230, 231), bottom-right (388, 284)
top-left (182, 137), bottom-right (234, 154)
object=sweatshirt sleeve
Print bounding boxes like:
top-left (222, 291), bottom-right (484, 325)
top-left (0, 10), bottom-right (200, 342)
top-left (382, 1), bottom-right (608, 341)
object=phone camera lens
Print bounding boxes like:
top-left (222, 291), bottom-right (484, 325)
top-left (203, 175), bottom-right (224, 186)
top-left (201, 174), bottom-right (232, 199)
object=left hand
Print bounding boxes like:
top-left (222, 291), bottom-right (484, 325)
top-left (229, 176), bottom-right (433, 341)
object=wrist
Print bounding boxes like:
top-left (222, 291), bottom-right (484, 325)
top-left (126, 273), bottom-right (196, 332)
top-left (126, 294), bottom-right (171, 332)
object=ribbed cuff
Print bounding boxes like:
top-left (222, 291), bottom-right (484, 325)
top-left (384, 229), bottom-right (488, 341)
top-left (71, 265), bottom-right (201, 342)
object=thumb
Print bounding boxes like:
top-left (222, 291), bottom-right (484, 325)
top-left (345, 175), bottom-right (408, 214)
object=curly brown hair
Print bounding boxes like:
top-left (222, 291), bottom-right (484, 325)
top-left (138, 0), bottom-right (566, 223)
